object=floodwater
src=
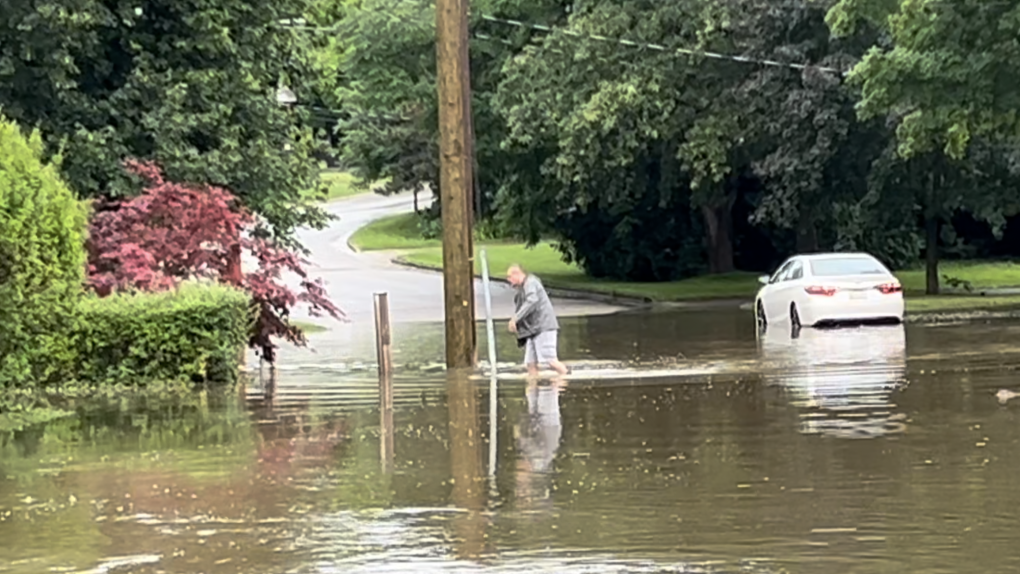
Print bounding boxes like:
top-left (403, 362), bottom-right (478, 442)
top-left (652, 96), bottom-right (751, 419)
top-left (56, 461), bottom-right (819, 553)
top-left (4, 307), bottom-right (1020, 573)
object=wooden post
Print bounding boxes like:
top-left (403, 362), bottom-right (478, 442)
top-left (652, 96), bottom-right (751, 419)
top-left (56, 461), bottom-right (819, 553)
top-left (374, 293), bottom-right (395, 472)
top-left (436, 0), bottom-right (476, 369)
top-left (265, 363), bottom-right (276, 402)
top-left (460, 9), bottom-right (478, 366)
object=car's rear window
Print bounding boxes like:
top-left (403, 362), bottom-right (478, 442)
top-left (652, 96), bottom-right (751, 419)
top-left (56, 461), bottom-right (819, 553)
top-left (809, 257), bottom-right (887, 277)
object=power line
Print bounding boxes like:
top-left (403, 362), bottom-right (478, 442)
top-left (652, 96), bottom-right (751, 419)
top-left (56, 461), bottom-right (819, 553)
top-left (279, 11), bottom-right (847, 76)
top-left (478, 14), bottom-right (848, 76)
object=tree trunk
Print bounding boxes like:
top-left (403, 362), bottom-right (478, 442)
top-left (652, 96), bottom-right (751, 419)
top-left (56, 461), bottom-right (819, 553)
top-left (925, 212), bottom-right (940, 295)
top-left (225, 242), bottom-right (243, 286)
top-left (702, 202), bottom-right (735, 274)
top-left (795, 212), bottom-right (819, 253)
top-left (414, 188), bottom-right (419, 213)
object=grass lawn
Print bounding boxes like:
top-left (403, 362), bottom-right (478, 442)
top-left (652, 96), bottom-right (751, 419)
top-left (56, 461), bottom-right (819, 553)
top-left (905, 295), bottom-right (1020, 313)
top-left (399, 242), bottom-right (764, 300)
top-left (896, 261), bottom-right (1020, 293)
top-left (395, 239), bottom-right (1020, 311)
top-left (305, 171), bottom-right (386, 202)
top-left (349, 213), bottom-right (439, 251)
top-left (291, 320), bottom-right (328, 334)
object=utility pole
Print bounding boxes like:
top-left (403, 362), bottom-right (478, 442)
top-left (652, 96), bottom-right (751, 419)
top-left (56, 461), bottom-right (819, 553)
top-left (436, 0), bottom-right (476, 369)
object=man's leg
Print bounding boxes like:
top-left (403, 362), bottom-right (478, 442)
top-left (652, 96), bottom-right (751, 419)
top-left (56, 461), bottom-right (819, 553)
top-left (524, 337), bottom-right (540, 379)
top-left (536, 330), bottom-right (570, 376)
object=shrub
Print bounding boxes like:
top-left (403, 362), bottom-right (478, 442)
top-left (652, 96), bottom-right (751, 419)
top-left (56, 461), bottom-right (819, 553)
top-left (87, 160), bottom-right (342, 362)
top-left (74, 283), bottom-right (251, 385)
top-left (0, 115), bottom-right (88, 387)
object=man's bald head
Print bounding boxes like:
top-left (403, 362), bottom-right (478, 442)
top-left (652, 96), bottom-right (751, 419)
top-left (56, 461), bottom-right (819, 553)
top-left (506, 264), bottom-right (527, 286)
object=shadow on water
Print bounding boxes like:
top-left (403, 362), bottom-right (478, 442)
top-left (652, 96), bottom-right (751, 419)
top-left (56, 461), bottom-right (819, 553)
top-left (7, 311), bottom-right (1020, 572)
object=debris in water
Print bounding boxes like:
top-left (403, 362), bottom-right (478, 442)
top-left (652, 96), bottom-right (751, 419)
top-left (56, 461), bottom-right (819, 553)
top-left (996, 389), bottom-right (1019, 404)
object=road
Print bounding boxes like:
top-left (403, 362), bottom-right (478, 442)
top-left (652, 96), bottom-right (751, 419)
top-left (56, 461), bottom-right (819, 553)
top-left (281, 190), bottom-right (622, 327)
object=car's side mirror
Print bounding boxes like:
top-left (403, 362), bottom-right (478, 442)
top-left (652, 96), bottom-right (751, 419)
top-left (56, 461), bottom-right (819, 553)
top-left (758, 275), bottom-right (770, 285)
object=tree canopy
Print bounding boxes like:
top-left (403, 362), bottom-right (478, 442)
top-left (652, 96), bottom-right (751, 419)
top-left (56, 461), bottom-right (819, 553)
top-left (0, 0), bottom-right (331, 241)
top-left (828, 0), bottom-right (1020, 158)
top-left (322, 0), bottom-right (1020, 288)
top-left (13, 0), bottom-right (1007, 290)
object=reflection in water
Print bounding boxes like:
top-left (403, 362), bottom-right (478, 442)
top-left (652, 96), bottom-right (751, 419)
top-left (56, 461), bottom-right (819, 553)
top-left (447, 371), bottom-right (488, 559)
top-left (514, 381), bottom-right (563, 513)
top-left (759, 325), bottom-right (908, 438)
top-left (10, 316), bottom-right (1020, 573)
top-left (251, 402), bottom-right (351, 483)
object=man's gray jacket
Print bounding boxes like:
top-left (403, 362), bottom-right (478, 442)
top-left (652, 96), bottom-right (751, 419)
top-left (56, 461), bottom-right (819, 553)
top-left (513, 274), bottom-right (559, 340)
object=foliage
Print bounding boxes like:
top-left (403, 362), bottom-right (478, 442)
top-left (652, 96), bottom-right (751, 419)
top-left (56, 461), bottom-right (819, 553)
top-left (495, 0), bottom-right (862, 278)
top-left (492, 0), bottom-right (1020, 281)
top-left (86, 160), bottom-right (343, 361)
top-left (331, 0), bottom-right (571, 224)
top-left (0, 0), bottom-right (331, 242)
top-left (74, 283), bottom-right (250, 385)
top-left (0, 116), bottom-right (88, 388)
top-left (323, 0), bottom-right (1020, 282)
top-left (331, 0), bottom-right (439, 199)
top-left (494, 0), bottom-right (708, 279)
top-left (828, 0), bottom-right (1020, 159)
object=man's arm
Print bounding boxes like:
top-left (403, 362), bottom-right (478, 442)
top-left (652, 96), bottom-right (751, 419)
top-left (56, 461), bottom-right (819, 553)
top-left (514, 279), bottom-right (540, 322)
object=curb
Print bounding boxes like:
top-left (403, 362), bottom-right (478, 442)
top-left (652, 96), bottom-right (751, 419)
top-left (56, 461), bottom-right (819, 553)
top-left (391, 257), bottom-right (653, 307)
top-left (906, 307), bottom-right (1020, 324)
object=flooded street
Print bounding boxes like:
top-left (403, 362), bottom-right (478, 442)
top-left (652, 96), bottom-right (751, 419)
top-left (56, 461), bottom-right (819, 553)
top-left (5, 307), bottom-right (1020, 573)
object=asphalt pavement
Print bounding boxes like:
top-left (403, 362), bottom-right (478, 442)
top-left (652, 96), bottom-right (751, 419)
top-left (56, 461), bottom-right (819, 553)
top-left (280, 190), bottom-right (622, 328)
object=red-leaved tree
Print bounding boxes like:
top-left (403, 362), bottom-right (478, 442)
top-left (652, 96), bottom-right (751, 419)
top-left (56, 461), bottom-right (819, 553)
top-left (87, 160), bottom-right (343, 362)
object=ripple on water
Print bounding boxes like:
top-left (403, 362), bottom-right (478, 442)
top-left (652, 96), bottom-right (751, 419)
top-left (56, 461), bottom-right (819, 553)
top-left (109, 508), bottom-right (785, 574)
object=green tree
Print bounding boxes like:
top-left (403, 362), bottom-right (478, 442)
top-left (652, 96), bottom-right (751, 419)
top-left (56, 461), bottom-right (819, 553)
top-left (728, 1), bottom-right (888, 254)
top-left (495, 0), bottom-right (882, 277)
top-left (826, 0), bottom-right (1020, 292)
top-left (0, 0), bottom-right (330, 241)
top-left (495, 0), bottom-right (711, 279)
top-left (827, 0), bottom-right (1020, 159)
top-left (331, 0), bottom-right (571, 223)
top-left (855, 144), bottom-right (1020, 294)
top-left (333, 0), bottom-right (438, 201)
top-left (0, 115), bottom-right (87, 387)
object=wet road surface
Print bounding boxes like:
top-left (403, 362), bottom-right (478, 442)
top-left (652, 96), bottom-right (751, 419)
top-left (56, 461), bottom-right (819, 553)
top-left (282, 192), bottom-right (623, 326)
top-left (5, 309), bottom-right (1020, 573)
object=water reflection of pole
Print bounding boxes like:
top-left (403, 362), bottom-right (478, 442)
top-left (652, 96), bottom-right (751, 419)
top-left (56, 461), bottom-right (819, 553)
top-left (480, 249), bottom-right (499, 478)
top-left (447, 369), bottom-right (486, 559)
top-left (374, 293), bottom-right (395, 472)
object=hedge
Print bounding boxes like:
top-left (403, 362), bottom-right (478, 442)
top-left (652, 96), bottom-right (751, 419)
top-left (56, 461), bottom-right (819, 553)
top-left (74, 283), bottom-right (251, 385)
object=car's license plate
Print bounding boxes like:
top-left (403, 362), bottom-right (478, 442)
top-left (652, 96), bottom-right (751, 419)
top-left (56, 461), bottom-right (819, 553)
top-left (849, 291), bottom-right (867, 300)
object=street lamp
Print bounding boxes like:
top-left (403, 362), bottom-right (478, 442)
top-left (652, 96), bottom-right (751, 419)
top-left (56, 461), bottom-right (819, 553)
top-left (276, 86), bottom-right (297, 106)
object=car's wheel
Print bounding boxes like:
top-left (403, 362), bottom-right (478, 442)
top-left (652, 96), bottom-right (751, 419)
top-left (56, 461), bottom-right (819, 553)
top-left (756, 302), bottom-right (767, 330)
top-left (790, 303), bottom-right (802, 329)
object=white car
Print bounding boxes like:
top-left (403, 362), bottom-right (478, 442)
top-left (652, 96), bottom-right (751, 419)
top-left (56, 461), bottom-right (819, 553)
top-left (754, 252), bottom-right (904, 329)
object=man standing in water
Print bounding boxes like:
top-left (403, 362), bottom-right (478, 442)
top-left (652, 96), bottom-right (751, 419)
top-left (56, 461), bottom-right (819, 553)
top-left (506, 264), bottom-right (571, 378)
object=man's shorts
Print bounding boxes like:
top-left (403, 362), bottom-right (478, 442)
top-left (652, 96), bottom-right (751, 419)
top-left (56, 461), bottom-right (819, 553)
top-left (524, 330), bottom-right (559, 365)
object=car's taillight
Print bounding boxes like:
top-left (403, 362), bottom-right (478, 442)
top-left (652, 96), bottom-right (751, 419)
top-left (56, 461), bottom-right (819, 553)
top-left (805, 286), bottom-right (837, 296)
top-left (876, 282), bottom-right (902, 294)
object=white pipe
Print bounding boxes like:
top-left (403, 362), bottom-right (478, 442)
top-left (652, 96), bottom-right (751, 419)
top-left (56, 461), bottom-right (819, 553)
top-left (480, 248), bottom-right (499, 477)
